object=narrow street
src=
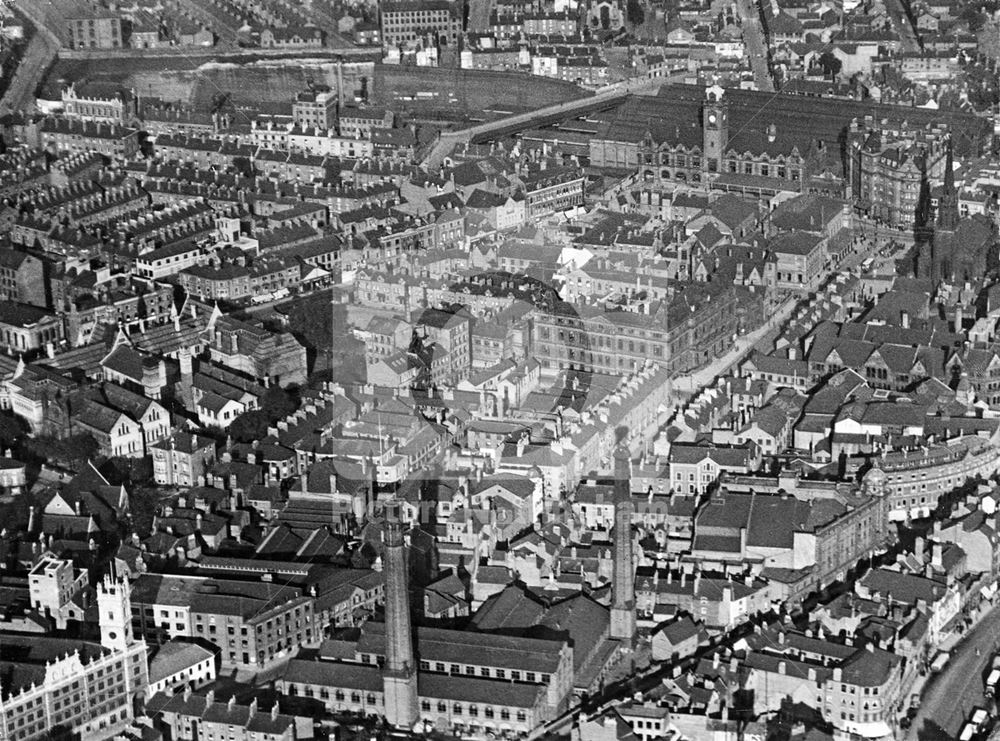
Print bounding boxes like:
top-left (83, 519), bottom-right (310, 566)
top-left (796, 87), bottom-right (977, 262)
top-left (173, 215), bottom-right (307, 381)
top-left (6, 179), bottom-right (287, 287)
top-left (909, 606), bottom-right (1000, 740)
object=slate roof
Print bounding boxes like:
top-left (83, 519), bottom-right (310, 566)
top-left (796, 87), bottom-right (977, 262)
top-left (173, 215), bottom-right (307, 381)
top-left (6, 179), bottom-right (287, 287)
top-left (148, 641), bottom-right (215, 684)
top-left (357, 621), bottom-right (565, 673)
top-left (593, 84), bottom-right (989, 164)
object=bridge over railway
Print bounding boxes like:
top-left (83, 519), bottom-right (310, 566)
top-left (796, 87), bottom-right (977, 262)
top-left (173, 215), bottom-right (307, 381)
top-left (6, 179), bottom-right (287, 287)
top-left (420, 76), bottom-right (668, 170)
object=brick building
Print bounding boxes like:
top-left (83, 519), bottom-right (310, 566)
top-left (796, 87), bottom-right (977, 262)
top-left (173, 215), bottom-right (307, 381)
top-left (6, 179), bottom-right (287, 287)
top-left (380, 0), bottom-right (463, 47)
top-left (66, 12), bottom-right (124, 49)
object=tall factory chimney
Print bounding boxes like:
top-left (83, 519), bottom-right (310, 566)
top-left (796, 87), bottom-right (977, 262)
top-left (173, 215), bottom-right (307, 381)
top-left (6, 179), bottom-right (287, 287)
top-left (382, 502), bottom-right (419, 728)
top-left (610, 445), bottom-right (637, 642)
top-left (336, 59), bottom-right (346, 110)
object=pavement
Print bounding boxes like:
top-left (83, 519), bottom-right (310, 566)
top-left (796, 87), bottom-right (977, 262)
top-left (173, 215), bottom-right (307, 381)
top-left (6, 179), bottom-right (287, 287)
top-left (733, 0), bottom-right (774, 91)
top-left (908, 603), bottom-right (1000, 740)
top-left (1, 0), bottom-right (61, 116)
top-left (671, 296), bottom-right (797, 392)
top-left (884, 0), bottom-right (921, 52)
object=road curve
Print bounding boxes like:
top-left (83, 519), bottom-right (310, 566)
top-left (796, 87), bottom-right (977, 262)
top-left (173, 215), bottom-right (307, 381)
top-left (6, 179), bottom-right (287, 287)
top-left (1, 0), bottom-right (61, 115)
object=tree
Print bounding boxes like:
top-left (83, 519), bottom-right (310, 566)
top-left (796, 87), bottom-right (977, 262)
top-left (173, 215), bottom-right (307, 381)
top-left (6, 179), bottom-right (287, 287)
top-left (960, 4), bottom-right (986, 32)
top-left (228, 410), bottom-right (271, 443)
top-left (22, 434), bottom-right (99, 473)
top-left (101, 456), bottom-right (154, 487)
top-left (286, 294), bottom-right (345, 353)
top-left (0, 410), bottom-right (28, 450)
top-left (818, 51), bottom-right (842, 78)
top-left (262, 385), bottom-right (299, 421)
top-left (627, 0), bottom-right (645, 26)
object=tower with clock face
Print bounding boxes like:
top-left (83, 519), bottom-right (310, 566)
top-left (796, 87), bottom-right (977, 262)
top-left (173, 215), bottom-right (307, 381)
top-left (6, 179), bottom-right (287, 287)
top-left (703, 84), bottom-right (729, 177)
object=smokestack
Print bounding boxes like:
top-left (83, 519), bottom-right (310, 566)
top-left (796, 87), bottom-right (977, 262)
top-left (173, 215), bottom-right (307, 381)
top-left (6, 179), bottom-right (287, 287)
top-left (609, 446), bottom-right (636, 642)
top-left (381, 502), bottom-right (418, 727)
top-left (337, 61), bottom-right (345, 111)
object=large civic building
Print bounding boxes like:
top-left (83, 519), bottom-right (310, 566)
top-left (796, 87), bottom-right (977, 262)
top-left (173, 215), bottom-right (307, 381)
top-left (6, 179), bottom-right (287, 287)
top-left (379, 0), bottom-right (463, 48)
top-left (589, 84), bottom-right (991, 197)
top-left (0, 573), bottom-right (148, 741)
top-left (846, 116), bottom-right (950, 229)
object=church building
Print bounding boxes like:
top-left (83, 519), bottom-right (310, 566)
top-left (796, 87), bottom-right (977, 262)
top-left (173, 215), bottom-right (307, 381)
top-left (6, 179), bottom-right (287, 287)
top-left (916, 140), bottom-right (999, 284)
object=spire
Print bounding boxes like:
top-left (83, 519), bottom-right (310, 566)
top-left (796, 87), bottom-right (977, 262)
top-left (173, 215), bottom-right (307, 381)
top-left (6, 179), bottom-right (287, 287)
top-left (937, 136), bottom-right (958, 231)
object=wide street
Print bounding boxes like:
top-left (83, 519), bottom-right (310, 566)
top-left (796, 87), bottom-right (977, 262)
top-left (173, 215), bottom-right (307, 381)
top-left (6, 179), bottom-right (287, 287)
top-left (671, 295), bottom-right (797, 392)
top-left (733, 0), bottom-right (774, 91)
top-left (909, 606), bottom-right (1000, 740)
top-left (884, 0), bottom-right (921, 52)
top-left (1, 0), bottom-right (61, 116)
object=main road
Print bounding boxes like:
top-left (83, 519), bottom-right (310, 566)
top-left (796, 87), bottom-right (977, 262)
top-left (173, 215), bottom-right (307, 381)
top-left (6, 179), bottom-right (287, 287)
top-left (908, 606), bottom-right (1000, 740)
top-left (671, 295), bottom-right (797, 393)
top-left (1, 0), bottom-right (61, 116)
top-left (733, 0), bottom-right (774, 91)
top-left (884, 0), bottom-right (921, 52)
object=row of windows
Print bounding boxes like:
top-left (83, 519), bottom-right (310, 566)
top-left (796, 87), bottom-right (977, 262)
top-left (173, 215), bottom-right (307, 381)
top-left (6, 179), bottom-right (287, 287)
top-left (418, 699), bottom-right (526, 722)
top-left (417, 660), bottom-right (546, 684)
top-left (383, 11), bottom-right (457, 20)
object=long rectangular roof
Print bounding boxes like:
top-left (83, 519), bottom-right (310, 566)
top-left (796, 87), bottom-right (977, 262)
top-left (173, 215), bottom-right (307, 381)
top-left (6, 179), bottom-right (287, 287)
top-left (279, 659), bottom-right (546, 708)
top-left (592, 84), bottom-right (990, 159)
top-left (357, 621), bottom-right (566, 673)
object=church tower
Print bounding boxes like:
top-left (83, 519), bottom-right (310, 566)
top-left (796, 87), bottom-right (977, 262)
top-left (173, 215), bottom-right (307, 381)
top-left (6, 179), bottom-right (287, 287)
top-left (382, 503), bottom-right (419, 729)
top-left (936, 137), bottom-right (958, 231)
top-left (920, 136), bottom-right (959, 281)
top-left (609, 446), bottom-right (636, 642)
top-left (702, 84), bottom-right (729, 178)
top-left (97, 568), bottom-right (134, 651)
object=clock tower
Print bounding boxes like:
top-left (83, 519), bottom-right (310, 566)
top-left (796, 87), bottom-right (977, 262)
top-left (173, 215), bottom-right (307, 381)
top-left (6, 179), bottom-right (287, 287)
top-left (703, 84), bottom-right (729, 178)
